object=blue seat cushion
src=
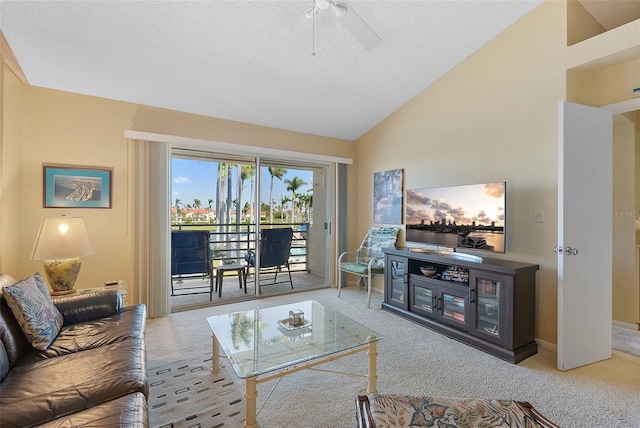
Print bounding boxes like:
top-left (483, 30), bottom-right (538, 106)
top-left (340, 262), bottom-right (384, 276)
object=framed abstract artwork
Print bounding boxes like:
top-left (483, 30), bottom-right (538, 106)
top-left (43, 164), bottom-right (113, 208)
top-left (373, 168), bottom-right (403, 224)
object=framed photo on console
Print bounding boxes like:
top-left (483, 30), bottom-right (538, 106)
top-left (43, 164), bottom-right (113, 209)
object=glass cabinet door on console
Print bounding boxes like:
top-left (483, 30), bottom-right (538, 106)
top-left (469, 271), bottom-right (506, 346)
top-left (438, 287), bottom-right (469, 331)
top-left (385, 255), bottom-right (408, 310)
top-left (410, 278), bottom-right (436, 319)
top-left (410, 262), bottom-right (470, 328)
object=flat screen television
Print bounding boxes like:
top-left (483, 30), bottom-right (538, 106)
top-left (405, 182), bottom-right (506, 254)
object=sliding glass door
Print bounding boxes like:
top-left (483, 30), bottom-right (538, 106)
top-left (169, 149), bottom-right (330, 310)
top-left (255, 160), bottom-right (328, 297)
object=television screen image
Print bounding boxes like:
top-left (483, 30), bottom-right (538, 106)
top-left (405, 182), bottom-right (506, 253)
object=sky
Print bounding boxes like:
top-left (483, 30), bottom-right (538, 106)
top-left (171, 158), bottom-right (314, 208)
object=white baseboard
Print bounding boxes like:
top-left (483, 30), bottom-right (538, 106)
top-left (536, 338), bottom-right (557, 353)
top-left (612, 319), bottom-right (640, 330)
top-left (533, 321), bottom-right (639, 355)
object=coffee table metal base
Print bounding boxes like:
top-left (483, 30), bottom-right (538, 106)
top-left (211, 334), bottom-right (378, 428)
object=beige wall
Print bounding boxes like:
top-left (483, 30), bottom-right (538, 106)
top-left (612, 117), bottom-right (638, 324)
top-left (8, 86), bottom-right (354, 291)
top-left (1, 65), bottom-right (24, 275)
top-left (20, 88), bottom-right (135, 287)
top-left (566, 0), bottom-right (604, 46)
top-left (355, 1), bottom-right (566, 344)
top-left (636, 115), bottom-right (640, 325)
top-left (575, 58), bottom-right (640, 106)
top-left (637, 117), bottom-right (640, 245)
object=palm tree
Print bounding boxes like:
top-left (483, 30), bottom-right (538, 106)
top-left (215, 163), bottom-right (227, 256)
top-left (193, 198), bottom-right (201, 223)
top-left (174, 198), bottom-right (182, 224)
top-left (216, 163), bottom-right (234, 255)
top-left (207, 198), bottom-right (214, 224)
top-left (281, 195), bottom-right (291, 222)
top-left (268, 167), bottom-right (286, 225)
top-left (246, 166), bottom-right (256, 225)
top-left (230, 313), bottom-right (254, 350)
top-left (226, 164), bottom-right (232, 229)
top-left (216, 163), bottom-right (222, 225)
top-left (236, 165), bottom-right (249, 226)
top-left (299, 191), bottom-right (313, 222)
top-left (216, 163), bottom-right (231, 227)
top-left (284, 176), bottom-right (307, 224)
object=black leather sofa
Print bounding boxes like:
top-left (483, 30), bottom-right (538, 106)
top-left (0, 274), bottom-right (148, 427)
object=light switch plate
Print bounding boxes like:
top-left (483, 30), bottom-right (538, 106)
top-left (534, 209), bottom-right (545, 223)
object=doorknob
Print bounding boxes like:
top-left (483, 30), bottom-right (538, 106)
top-left (554, 246), bottom-right (578, 255)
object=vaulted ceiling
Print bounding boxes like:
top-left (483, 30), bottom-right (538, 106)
top-left (1, 1), bottom-right (637, 141)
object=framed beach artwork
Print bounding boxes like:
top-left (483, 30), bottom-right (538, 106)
top-left (43, 164), bottom-right (113, 208)
top-left (373, 168), bottom-right (403, 224)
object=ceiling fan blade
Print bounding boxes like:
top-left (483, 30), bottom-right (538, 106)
top-left (287, 8), bottom-right (314, 50)
top-left (335, 3), bottom-right (381, 50)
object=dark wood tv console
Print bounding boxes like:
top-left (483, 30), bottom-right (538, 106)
top-left (382, 247), bottom-right (539, 363)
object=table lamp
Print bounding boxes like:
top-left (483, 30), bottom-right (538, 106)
top-left (30, 215), bottom-right (96, 295)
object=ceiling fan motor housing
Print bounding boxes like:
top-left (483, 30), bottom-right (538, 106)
top-left (293, 0), bottom-right (382, 52)
top-left (316, 0), bottom-right (331, 10)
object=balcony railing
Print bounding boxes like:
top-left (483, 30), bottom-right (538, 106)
top-left (171, 222), bottom-right (308, 272)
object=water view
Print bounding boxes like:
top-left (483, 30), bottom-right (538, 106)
top-left (407, 229), bottom-right (505, 253)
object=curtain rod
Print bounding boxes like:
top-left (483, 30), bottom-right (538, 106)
top-left (124, 130), bottom-right (353, 165)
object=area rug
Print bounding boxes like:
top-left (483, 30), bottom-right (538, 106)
top-left (148, 354), bottom-right (245, 428)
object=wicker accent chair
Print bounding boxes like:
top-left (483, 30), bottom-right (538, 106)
top-left (337, 226), bottom-right (400, 308)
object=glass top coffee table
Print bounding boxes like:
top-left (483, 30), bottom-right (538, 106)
top-left (206, 300), bottom-right (382, 428)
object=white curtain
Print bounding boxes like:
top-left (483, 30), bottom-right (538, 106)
top-left (127, 139), bottom-right (171, 318)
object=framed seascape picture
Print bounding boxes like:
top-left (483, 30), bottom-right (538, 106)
top-left (373, 168), bottom-right (403, 224)
top-left (43, 164), bottom-right (113, 208)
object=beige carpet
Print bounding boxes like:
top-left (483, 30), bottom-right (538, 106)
top-left (146, 287), bottom-right (640, 428)
top-left (612, 324), bottom-right (640, 358)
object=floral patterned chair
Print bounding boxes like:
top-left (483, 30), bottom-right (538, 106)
top-left (356, 394), bottom-right (560, 428)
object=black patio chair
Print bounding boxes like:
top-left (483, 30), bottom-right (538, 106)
top-left (171, 230), bottom-right (214, 299)
top-left (245, 227), bottom-right (294, 290)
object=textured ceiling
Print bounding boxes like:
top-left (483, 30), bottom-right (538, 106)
top-left (578, 0), bottom-right (640, 30)
top-left (1, 1), bottom-right (551, 140)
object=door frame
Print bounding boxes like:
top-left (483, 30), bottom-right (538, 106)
top-left (602, 98), bottom-right (640, 326)
top-left (254, 158), bottom-right (333, 295)
top-left (126, 130), bottom-right (353, 310)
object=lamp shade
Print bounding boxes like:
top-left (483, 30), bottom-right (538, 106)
top-left (31, 216), bottom-right (96, 261)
